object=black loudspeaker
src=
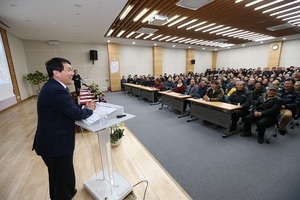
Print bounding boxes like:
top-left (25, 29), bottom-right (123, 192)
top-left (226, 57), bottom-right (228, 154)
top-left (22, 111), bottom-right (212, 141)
top-left (89, 50), bottom-right (98, 64)
top-left (191, 59), bottom-right (195, 64)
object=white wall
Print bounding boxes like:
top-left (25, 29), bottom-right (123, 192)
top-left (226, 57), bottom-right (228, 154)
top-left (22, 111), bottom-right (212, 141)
top-left (217, 44), bottom-right (269, 69)
top-left (23, 40), bottom-right (109, 93)
top-left (119, 45), bottom-right (152, 76)
top-left (162, 48), bottom-right (186, 75)
top-left (7, 33), bottom-right (31, 100)
top-left (194, 50), bottom-right (213, 73)
top-left (280, 39), bottom-right (300, 67)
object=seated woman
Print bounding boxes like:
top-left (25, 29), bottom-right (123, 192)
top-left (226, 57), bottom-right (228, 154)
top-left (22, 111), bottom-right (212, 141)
top-left (203, 80), bottom-right (225, 102)
top-left (172, 78), bottom-right (186, 94)
top-left (153, 78), bottom-right (165, 102)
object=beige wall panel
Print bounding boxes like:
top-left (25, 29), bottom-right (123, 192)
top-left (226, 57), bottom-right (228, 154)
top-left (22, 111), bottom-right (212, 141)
top-left (23, 40), bottom-right (57, 50)
top-left (25, 50), bottom-right (57, 67)
top-left (107, 43), bottom-right (120, 91)
top-left (186, 49), bottom-right (195, 74)
top-left (268, 42), bottom-right (282, 69)
top-left (153, 46), bottom-right (162, 76)
top-left (212, 51), bottom-right (217, 69)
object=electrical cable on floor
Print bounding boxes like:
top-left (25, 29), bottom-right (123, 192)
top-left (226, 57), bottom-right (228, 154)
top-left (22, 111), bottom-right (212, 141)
top-left (133, 180), bottom-right (149, 200)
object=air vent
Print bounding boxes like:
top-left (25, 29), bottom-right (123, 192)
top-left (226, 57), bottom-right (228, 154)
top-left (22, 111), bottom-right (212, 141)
top-left (48, 40), bottom-right (60, 46)
top-left (136, 27), bottom-right (158, 34)
top-left (212, 38), bottom-right (228, 43)
top-left (148, 15), bottom-right (168, 26)
top-left (176, 0), bottom-right (214, 10)
top-left (267, 23), bottom-right (295, 31)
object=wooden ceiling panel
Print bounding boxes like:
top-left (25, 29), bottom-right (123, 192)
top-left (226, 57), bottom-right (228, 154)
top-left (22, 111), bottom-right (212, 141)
top-left (106, 0), bottom-right (300, 48)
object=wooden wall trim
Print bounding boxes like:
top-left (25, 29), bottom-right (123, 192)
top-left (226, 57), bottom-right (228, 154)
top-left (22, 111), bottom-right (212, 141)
top-left (268, 41), bottom-right (282, 69)
top-left (212, 51), bottom-right (217, 70)
top-left (107, 43), bottom-right (121, 91)
top-left (153, 46), bottom-right (162, 76)
top-left (0, 27), bottom-right (21, 102)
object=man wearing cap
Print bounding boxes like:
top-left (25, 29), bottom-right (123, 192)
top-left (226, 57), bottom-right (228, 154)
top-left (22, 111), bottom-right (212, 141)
top-left (277, 78), bottom-right (300, 135)
top-left (241, 86), bottom-right (282, 144)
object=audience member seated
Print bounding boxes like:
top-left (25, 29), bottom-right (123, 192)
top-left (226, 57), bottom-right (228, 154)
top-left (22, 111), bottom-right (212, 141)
top-left (127, 74), bottom-right (133, 83)
top-left (153, 78), bottom-right (165, 103)
top-left (195, 80), bottom-right (208, 98)
top-left (252, 82), bottom-right (265, 104)
top-left (247, 78), bottom-right (256, 91)
top-left (120, 75), bottom-right (126, 91)
top-left (241, 86), bottom-right (282, 144)
top-left (228, 81), bottom-right (253, 132)
top-left (172, 78), bottom-right (186, 94)
top-left (164, 76), bottom-right (174, 91)
top-left (295, 81), bottom-right (300, 92)
top-left (203, 80), bottom-right (225, 102)
top-left (277, 78), bottom-right (300, 135)
top-left (183, 78), bottom-right (198, 112)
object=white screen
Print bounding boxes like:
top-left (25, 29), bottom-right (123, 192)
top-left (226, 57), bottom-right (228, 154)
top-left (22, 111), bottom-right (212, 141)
top-left (0, 32), bottom-right (15, 101)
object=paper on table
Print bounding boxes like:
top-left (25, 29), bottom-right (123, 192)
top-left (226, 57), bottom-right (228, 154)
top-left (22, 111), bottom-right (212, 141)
top-left (81, 103), bottom-right (117, 125)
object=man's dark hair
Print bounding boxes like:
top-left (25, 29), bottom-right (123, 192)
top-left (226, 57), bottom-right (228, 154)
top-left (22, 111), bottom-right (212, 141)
top-left (46, 57), bottom-right (71, 78)
top-left (285, 77), bottom-right (295, 84)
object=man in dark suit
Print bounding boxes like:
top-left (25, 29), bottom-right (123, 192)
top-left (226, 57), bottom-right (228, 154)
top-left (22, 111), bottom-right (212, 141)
top-left (72, 69), bottom-right (82, 95)
top-left (32, 57), bottom-right (96, 200)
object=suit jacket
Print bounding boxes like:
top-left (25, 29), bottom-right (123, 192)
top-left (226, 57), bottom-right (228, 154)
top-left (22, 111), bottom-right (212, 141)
top-left (185, 84), bottom-right (198, 97)
top-left (33, 78), bottom-right (93, 157)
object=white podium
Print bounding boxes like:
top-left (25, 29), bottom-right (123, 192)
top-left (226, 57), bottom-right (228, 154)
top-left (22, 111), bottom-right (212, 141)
top-left (76, 103), bottom-right (134, 200)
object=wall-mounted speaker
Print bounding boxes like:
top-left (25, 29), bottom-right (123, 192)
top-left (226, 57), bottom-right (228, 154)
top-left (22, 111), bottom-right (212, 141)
top-left (191, 59), bottom-right (195, 64)
top-left (89, 50), bottom-right (98, 64)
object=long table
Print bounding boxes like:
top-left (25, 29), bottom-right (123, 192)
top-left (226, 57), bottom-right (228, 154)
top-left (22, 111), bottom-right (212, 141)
top-left (159, 91), bottom-right (191, 115)
top-left (188, 98), bottom-right (241, 137)
top-left (123, 83), bottom-right (159, 103)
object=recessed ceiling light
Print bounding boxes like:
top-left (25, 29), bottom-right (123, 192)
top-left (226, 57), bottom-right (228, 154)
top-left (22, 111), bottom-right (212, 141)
top-left (173, 45), bottom-right (176, 47)
top-left (107, 40), bottom-right (110, 43)
top-left (132, 41), bottom-right (135, 44)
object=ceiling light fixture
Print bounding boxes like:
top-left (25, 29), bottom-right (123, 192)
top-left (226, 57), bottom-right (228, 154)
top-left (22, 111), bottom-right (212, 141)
top-left (177, 19), bottom-right (198, 28)
top-left (143, 34), bottom-right (154, 39)
top-left (222, 29), bottom-right (244, 36)
top-left (263, 0), bottom-right (300, 13)
top-left (209, 26), bottom-right (231, 34)
top-left (168, 17), bottom-right (187, 27)
top-left (126, 31), bottom-right (135, 38)
top-left (117, 30), bottom-right (126, 37)
top-left (107, 29), bottom-right (114, 36)
top-left (235, 0), bottom-right (244, 3)
top-left (216, 28), bottom-right (237, 35)
top-left (202, 25), bottom-right (224, 32)
top-left (186, 21), bottom-right (207, 30)
top-left (142, 10), bottom-right (159, 23)
top-left (255, 0), bottom-right (283, 10)
top-left (159, 35), bottom-right (171, 41)
top-left (255, 36), bottom-right (275, 42)
top-left (245, 0), bottom-right (263, 7)
top-left (283, 15), bottom-right (300, 21)
top-left (270, 6), bottom-right (300, 16)
top-left (120, 5), bottom-right (133, 20)
top-left (162, 15), bottom-right (179, 25)
top-left (195, 23), bottom-right (215, 31)
top-left (277, 11), bottom-right (300, 18)
top-left (172, 37), bottom-right (186, 42)
top-left (151, 34), bottom-right (163, 40)
top-left (135, 33), bottom-right (144, 38)
top-left (133, 8), bottom-right (149, 22)
top-left (166, 36), bottom-right (178, 41)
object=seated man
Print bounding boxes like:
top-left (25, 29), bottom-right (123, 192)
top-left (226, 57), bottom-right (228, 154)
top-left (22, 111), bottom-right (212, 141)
top-left (277, 78), bottom-right (300, 135)
top-left (228, 81), bottom-right (252, 132)
top-left (194, 80), bottom-right (208, 98)
top-left (241, 86), bottom-right (282, 144)
top-left (203, 80), bottom-right (225, 102)
top-left (183, 78), bottom-right (198, 112)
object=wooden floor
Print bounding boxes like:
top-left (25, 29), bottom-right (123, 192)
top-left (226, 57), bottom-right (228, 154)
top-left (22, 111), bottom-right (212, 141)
top-left (0, 97), bottom-right (191, 200)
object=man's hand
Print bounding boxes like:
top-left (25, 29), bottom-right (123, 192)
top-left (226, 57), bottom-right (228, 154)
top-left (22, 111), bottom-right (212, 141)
top-left (85, 101), bottom-right (96, 110)
top-left (254, 111), bottom-right (262, 117)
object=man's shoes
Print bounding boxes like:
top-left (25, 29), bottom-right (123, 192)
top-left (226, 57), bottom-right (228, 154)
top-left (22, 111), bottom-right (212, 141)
top-left (240, 132), bottom-right (252, 137)
top-left (278, 129), bottom-right (287, 135)
top-left (257, 137), bottom-right (264, 144)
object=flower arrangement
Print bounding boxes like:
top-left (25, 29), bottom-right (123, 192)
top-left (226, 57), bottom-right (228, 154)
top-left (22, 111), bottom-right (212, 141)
top-left (82, 82), bottom-right (105, 97)
top-left (110, 123), bottom-right (125, 145)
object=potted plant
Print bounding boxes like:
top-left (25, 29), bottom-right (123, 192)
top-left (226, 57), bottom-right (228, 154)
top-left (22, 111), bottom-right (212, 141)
top-left (25, 70), bottom-right (48, 94)
top-left (110, 123), bottom-right (125, 146)
top-left (82, 82), bottom-right (105, 101)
